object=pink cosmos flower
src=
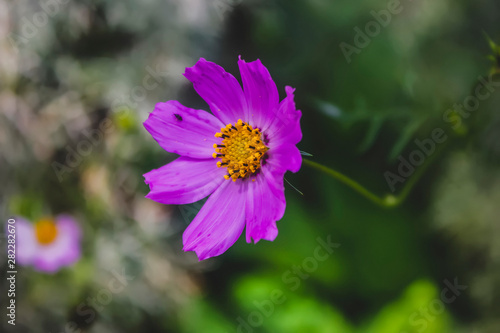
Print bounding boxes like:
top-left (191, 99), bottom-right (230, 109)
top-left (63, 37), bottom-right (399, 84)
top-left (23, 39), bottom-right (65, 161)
top-left (143, 57), bottom-right (302, 260)
top-left (15, 215), bottom-right (81, 273)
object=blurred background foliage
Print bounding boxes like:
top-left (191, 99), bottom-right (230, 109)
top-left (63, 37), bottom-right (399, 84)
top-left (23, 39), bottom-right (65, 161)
top-left (1, 0), bottom-right (500, 332)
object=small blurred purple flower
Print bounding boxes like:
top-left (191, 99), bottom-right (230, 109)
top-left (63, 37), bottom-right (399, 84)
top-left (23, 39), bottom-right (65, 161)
top-left (15, 215), bottom-right (81, 273)
top-left (143, 57), bottom-right (302, 260)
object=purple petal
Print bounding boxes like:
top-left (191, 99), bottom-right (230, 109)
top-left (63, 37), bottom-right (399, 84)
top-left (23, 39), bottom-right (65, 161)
top-left (144, 100), bottom-right (224, 159)
top-left (266, 86), bottom-right (302, 147)
top-left (245, 167), bottom-right (286, 243)
top-left (144, 157), bottom-right (226, 205)
top-left (183, 180), bottom-right (247, 260)
top-left (184, 58), bottom-right (247, 124)
top-left (237, 57), bottom-right (279, 130)
top-left (13, 217), bottom-right (37, 266)
top-left (266, 143), bottom-right (302, 174)
top-left (33, 215), bottom-right (81, 273)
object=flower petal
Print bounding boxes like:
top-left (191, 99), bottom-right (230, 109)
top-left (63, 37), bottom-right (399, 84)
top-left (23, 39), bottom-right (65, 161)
top-left (266, 86), bottom-right (302, 146)
top-left (184, 58), bottom-right (247, 124)
top-left (144, 157), bottom-right (226, 205)
top-left (245, 167), bottom-right (286, 243)
top-left (183, 180), bottom-right (247, 260)
top-left (237, 57), bottom-right (279, 129)
top-left (13, 218), bottom-right (37, 266)
top-left (266, 143), bottom-right (302, 174)
top-left (33, 215), bottom-right (81, 273)
top-left (144, 100), bottom-right (224, 159)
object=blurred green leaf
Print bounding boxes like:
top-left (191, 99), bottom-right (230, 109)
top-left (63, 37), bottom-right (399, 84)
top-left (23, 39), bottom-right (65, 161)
top-left (364, 280), bottom-right (452, 333)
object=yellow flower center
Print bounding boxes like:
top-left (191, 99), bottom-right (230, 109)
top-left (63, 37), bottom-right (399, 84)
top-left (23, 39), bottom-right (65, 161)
top-left (213, 119), bottom-right (268, 181)
top-left (35, 218), bottom-right (58, 245)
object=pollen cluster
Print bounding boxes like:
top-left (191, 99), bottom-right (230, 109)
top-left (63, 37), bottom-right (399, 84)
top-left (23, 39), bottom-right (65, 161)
top-left (35, 218), bottom-right (58, 245)
top-left (213, 119), bottom-right (268, 181)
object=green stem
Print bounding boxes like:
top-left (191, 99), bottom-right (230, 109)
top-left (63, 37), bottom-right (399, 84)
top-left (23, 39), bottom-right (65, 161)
top-left (303, 159), bottom-right (392, 207)
top-left (303, 143), bottom-right (445, 208)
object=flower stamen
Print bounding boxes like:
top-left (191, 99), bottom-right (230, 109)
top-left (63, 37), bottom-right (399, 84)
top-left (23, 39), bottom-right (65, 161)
top-left (35, 218), bottom-right (58, 245)
top-left (213, 119), bottom-right (268, 181)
